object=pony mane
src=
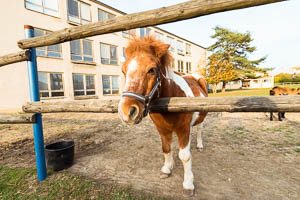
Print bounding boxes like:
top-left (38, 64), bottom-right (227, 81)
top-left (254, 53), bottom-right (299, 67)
top-left (125, 36), bottom-right (173, 70)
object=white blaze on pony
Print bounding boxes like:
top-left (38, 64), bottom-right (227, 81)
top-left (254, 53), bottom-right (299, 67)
top-left (118, 36), bottom-right (208, 196)
top-left (124, 58), bottom-right (139, 90)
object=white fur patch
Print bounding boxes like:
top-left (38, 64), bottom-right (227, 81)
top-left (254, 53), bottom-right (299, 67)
top-left (124, 58), bottom-right (139, 91)
top-left (127, 58), bottom-right (138, 73)
top-left (197, 123), bottom-right (204, 149)
top-left (165, 67), bottom-right (175, 80)
top-left (172, 73), bottom-right (194, 97)
top-left (191, 74), bottom-right (206, 98)
top-left (178, 138), bottom-right (194, 190)
top-left (191, 112), bottom-right (199, 126)
top-left (166, 69), bottom-right (204, 126)
top-left (161, 152), bottom-right (174, 174)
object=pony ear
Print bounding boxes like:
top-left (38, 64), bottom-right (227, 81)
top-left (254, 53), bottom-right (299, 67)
top-left (151, 43), bottom-right (170, 58)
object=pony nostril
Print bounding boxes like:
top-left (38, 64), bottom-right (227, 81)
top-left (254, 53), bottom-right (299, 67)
top-left (129, 106), bottom-right (138, 120)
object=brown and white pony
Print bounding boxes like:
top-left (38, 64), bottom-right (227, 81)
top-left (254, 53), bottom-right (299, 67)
top-left (269, 86), bottom-right (300, 121)
top-left (118, 37), bottom-right (207, 196)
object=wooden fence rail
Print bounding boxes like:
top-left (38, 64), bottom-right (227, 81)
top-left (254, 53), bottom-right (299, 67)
top-left (0, 50), bottom-right (30, 67)
top-left (22, 96), bottom-right (300, 113)
top-left (17, 0), bottom-right (286, 49)
top-left (0, 113), bottom-right (36, 124)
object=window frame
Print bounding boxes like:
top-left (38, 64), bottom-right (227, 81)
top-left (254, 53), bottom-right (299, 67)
top-left (34, 28), bottom-right (62, 59)
top-left (186, 43), bottom-right (192, 56)
top-left (102, 75), bottom-right (120, 96)
top-left (98, 8), bottom-right (115, 21)
top-left (177, 40), bottom-right (185, 55)
top-left (100, 43), bottom-right (118, 65)
top-left (122, 29), bottom-right (136, 39)
top-left (186, 61), bottom-right (192, 74)
top-left (120, 47), bottom-right (126, 63)
top-left (70, 39), bottom-right (94, 63)
top-left (177, 60), bottom-right (184, 73)
top-left (166, 36), bottom-right (175, 52)
top-left (67, 0), bottom-right (92, 25)
top-left (140, 27), bottom-right (151, 38)
top-left (25, 0), bottom-right (59, 18)
top-left (38, 71), bottom-right (65, 99)
top-left (73, 73), bottom-right (96, 96)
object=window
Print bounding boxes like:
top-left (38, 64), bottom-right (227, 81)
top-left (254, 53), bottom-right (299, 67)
top-left (73, 74), bottom-right (95, 96)
top-left (177, 60), bottom-right (184, 72)
top-left (25, 0), bottom-right (59, 17)
top-left (102, 75), bottom-right (119, 95)
top-left (34, 28), bottom-right (62, 58)
top-left (100, 43), bottom-right (118, 65)
top-left (122, 47), bottom-right (126, 59)
top-left (177, 40), bottom-right (184, 55)
top-left (166, 36), bottom-right (175, 52)
top-left (120, 47), bottom-right (126, 63)
top-left (155, 31), bottom-right (164, 41)
top-left (38, 72), bottom-right (64, 98)
top-left (186, 62), bottom-right (192, 73)
top-left (70, 39), bottom-right (93, 62)
top-left (67, 0), bottom-right (91, 24)
top-left (140, 28), bottom-right (151, 38)
top-left (186, 44), bottom-right (191, 56)
top-left (122, 29), bottom-right (136, 38)
top-left (98, 9), bottom-right (115, 21)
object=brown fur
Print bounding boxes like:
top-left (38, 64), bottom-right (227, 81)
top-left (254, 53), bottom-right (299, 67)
top-left (119, 36), bottom-right (208, 193)
top-left (121, 35), bottom-right (208, 147)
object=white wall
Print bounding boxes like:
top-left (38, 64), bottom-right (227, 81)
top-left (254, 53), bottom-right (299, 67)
top-left (0, 0), bottom-right (206, 110)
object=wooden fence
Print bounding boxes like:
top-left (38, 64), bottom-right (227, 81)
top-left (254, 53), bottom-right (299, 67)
top-left (0, 0), bottom-right (286, 66)
top-left (0, 50), bottom-right (30, 67)
top-left (22, 96), bottom-right (300, 113)
top-left (0, 0), bottom-right (291, 182)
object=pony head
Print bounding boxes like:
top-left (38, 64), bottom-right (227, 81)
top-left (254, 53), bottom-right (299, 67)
top-left (118, 37), bottom-right (170, 124)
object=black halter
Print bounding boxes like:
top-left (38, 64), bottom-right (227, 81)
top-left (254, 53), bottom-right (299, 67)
top-left (121, 68), bottom-right (161, 117)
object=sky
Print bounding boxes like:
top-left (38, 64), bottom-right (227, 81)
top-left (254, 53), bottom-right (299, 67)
top-left (99, 0), bottom-right (300, 74)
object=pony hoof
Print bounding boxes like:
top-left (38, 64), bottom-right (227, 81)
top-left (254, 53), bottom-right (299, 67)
top-left (183, 189), bottom-right (195, 197)
top-left (160, 172), bottom-right (171, 179)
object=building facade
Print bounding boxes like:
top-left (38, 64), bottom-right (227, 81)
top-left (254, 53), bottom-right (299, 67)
top-left (0, 0), bottom-right (207, 110)
top-left (208, 76), bottom-right (274, 92)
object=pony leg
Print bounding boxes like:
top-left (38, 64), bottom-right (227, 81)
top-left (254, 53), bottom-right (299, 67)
top-left (278, 112), bottom-right (282, 121)
top-left (270, 112), bottom-right (273, 121)
top-left (196, 123), bottom-right (204, 151)
top-left (158, 130), bottom-right (174, 179)
top-left (177, 128), bottom-right (194, 196)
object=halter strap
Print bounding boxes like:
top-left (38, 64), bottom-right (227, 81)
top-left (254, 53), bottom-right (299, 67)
top-left (121, 68), bottom-right (161, 117)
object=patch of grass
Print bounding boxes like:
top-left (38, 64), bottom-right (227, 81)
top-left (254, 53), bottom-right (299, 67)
top-left (209, 88), bottom-right (270, 97)
top-left (0, 166), bottom-right (164, 200)
top-left (274, 83), bottom-right (300, 89)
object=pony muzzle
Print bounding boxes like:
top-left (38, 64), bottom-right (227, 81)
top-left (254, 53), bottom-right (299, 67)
top-left (118, 99), bottom-right (143, 125)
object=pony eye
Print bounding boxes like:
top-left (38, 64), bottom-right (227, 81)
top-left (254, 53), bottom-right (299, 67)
top-left (147, 68), bottom-right (156, 75)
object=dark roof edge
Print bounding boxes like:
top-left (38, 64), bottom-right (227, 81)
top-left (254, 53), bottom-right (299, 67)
top-left (90, 0), bottom-right (207, 49)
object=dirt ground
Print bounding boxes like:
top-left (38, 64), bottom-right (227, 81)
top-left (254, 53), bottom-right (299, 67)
top-left (0, 112), bottom-right (299, 200)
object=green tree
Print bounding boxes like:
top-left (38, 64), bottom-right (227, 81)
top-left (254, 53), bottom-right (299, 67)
top-left (274, 73), bottom-right (300, 83)
top-left (207, 26), bottom-right (266, 92)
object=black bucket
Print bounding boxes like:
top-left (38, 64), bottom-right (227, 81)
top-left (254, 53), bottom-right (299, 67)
top-left (45, 140), bottom-right (75, 171)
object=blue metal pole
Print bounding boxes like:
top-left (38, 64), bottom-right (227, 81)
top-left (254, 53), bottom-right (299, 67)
top-left (24, 25), bottom-right (47, 181)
